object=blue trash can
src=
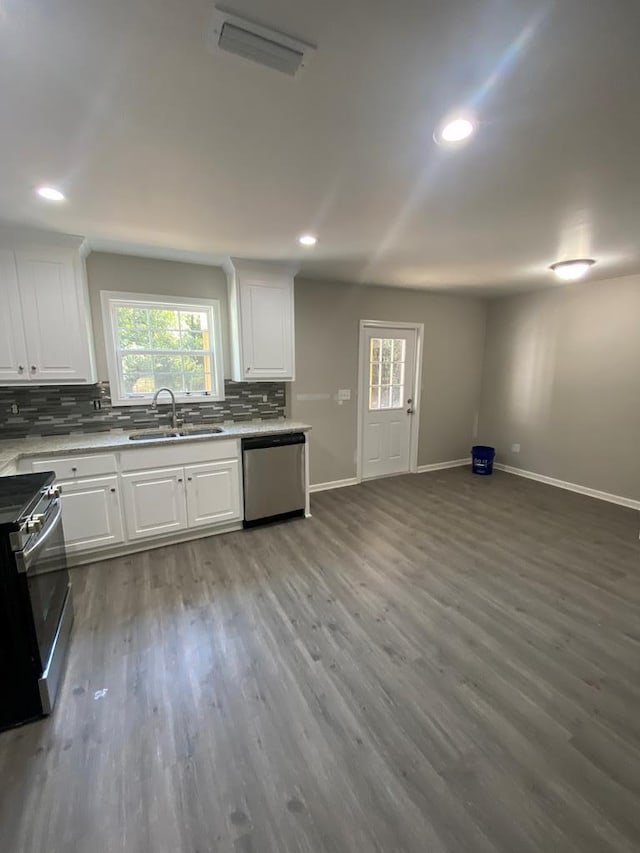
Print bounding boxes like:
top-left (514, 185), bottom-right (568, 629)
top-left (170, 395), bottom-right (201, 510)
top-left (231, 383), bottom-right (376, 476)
top-left (471, 445), bottom-right (495, 475)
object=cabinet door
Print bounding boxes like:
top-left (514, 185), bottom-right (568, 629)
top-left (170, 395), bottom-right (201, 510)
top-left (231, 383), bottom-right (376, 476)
top-left (0, 250), bottom-right (29, 382)
top-left (239, 276), bottom-right (294, 380)
top-left (185, 460), bottom-right (242, 528)
top-left (15, 248), bottom-right (94, 383)
top-left (121, 467), bottom-right (187, 540)
top-left (59, 476), bottom-right (124, 554)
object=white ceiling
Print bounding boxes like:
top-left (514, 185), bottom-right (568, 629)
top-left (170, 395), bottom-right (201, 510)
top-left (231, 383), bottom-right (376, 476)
top-left (2, 0), bottom-right (640, 294)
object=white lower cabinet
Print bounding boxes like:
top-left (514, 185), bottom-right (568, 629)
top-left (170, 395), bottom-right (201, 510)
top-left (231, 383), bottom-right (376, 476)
top-left (122, 460), bottom-right (242, 541)
top-left (59, 475), bottom-right (124, 554)
top-left (122, 467), bottom-right (188, 541)
top-left (185, 460), bottom-right (241, 528)
top-left (21, 438), bottom-right (247, 558)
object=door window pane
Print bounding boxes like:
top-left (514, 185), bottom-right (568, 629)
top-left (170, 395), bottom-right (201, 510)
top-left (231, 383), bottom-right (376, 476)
top-left (368, 336), bottom-right (407, 411)
top-left (392, 339), bottom-right (406, 362)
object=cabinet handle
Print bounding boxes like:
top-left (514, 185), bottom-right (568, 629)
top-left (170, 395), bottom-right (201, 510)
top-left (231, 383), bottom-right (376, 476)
top-left (18, 365), bottom-right (24, 373)
top-left (178, 478), bottom-right (183, 483)
top-left (71, 466), bottom-right (77, 473)
top-left (30, 365), bottom-right (37, 373)
top-left (187, 476), bottom-right (193, 482)
top-left (110, 488), bottom-right (116, 493)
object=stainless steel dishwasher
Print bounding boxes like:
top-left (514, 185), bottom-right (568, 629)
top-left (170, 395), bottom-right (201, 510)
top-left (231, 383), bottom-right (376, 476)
top-left (242, 433), bottom-right (306, 527)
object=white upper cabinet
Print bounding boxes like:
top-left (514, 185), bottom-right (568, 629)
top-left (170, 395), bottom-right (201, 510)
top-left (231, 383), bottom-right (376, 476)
top-left (0, 250), bottom-right (28, 382)
top-left (0, 241), bottom-right (96, 385)
top-left (226, 259), bottom-right (296, 381)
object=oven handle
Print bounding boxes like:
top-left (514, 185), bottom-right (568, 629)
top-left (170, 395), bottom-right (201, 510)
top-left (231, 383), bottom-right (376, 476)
top-left (17, 499), bottom-right (63, 574)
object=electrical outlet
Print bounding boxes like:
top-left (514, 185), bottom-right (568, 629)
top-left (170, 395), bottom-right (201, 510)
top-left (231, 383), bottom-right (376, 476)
top-left (10, 403), bottom-right (19, 415)
top-left (511, 443), bottom-right (520, 453)
top-left (262, 395), bottom-right (268, 403)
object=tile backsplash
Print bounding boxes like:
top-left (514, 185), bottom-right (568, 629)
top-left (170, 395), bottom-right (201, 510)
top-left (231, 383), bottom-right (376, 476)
top-left (0, 381), bottom-right (286, 438)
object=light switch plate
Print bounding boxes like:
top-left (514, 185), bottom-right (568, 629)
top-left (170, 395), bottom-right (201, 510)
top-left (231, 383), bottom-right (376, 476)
top-left (337, 389), bottom-right (351, 401)
top-left (511, 443), bottom-right (521, 453)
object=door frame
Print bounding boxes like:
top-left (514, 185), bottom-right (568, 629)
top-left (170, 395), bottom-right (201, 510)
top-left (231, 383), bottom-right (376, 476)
top-left (356, 319), bottom-right (424, 483)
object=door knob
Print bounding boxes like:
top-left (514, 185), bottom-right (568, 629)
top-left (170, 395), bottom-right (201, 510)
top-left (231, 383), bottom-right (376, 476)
top-left (407, 408), bottom-right (414, 415)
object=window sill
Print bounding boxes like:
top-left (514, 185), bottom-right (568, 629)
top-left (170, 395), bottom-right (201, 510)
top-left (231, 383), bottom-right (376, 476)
top-left (110, 395), bottom-right (226, 407)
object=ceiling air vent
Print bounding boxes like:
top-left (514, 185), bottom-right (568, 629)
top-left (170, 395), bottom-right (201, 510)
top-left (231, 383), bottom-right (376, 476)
top-left (210, 6), bottom-right (316, 76)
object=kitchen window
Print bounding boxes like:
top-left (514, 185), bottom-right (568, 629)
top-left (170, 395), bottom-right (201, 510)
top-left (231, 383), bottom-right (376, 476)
top-left (101, 292), bottom-right (224, 405)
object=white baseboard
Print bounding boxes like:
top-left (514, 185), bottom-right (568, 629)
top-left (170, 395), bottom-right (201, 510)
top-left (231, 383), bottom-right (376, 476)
top-left (66, 520), bottom-right (244, 568)
top-left (309, 477), bottom-right (360, 494)
top-left (415, 458), bottom-right (470, 474)
top-left (311, 460), bottom-right (472, 492)
top-left (494, 463), bottom-right (640, 511)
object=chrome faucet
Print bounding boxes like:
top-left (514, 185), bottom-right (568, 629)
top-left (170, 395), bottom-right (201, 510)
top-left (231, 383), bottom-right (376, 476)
top-left (151, 387), bottom-right (181, 429)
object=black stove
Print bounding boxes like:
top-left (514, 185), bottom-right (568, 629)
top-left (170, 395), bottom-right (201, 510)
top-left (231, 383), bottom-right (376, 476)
top-left (0, 472), bottom-right (55, 529)
top-left (0, 472), bottom-right (73, 730)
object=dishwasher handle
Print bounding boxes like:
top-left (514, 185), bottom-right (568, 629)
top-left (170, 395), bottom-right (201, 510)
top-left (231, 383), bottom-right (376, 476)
top-left (242, 432), bottom-right (305, 451)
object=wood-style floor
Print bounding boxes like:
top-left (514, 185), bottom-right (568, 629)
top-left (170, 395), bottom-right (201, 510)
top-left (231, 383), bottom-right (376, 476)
top-left (1, 469), bottom-right (639, 852)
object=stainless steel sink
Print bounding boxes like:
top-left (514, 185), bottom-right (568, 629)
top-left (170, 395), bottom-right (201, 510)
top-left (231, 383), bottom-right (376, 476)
top-left (128, 426), bottom-right (224, 441)
top-left (178, 427), bottom-right (224, 437)
top-left (129, 430), bottom-right (179, 441)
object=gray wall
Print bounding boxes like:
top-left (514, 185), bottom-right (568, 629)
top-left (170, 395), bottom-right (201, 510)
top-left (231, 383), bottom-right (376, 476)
top-left (478, 274), bottom-right (640, 501)
top-left (291, 278), bottom-right (487, 484)
top-left (86, 252), bottom-right (231, 380)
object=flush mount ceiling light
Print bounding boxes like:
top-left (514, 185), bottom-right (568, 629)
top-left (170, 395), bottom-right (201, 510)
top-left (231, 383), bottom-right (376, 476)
top-left (434, 115), bottom-right (476, 145)
top-left (549, 259), bottom-right (596, 281)
top-left (36, 186), bottom-right (65, 201)
top-left (298, 234), bottom-right (317, 246)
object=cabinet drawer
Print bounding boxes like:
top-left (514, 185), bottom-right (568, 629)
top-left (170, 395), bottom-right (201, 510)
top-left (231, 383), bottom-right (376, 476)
top-left (29, 453), bottom-right (118, 480)
top-left (119, 439), bottom-right (239, 472)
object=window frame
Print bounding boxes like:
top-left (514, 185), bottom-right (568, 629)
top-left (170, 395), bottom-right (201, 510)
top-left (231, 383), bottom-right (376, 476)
top-left (367, 336), bottom-right (407, 412)
top-left (100, 290), bottom-right (225, 406)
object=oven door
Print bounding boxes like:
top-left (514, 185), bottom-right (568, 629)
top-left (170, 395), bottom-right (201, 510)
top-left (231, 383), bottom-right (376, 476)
top-left (18, 498), bottom-right (70, 670)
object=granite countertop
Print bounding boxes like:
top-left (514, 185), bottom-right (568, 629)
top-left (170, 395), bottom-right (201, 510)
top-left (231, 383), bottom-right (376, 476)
top-left (0, 419), bottom-right (311, 475)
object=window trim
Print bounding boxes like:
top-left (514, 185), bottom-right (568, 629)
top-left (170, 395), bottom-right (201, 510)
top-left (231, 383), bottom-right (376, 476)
top-left (100, 290), bottom-right (225, 406)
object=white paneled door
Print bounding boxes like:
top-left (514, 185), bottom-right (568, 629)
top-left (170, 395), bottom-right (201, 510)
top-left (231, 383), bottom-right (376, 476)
top-left (360, 325), bottom-right (418, 480)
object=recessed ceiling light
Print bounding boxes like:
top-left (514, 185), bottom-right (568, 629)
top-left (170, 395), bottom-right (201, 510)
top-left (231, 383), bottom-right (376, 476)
top-left (36, 186), bottom-right (65, 201)
top-left (549, 259), bottom-right (596, 281)
top-left (298, 234), bottom-right (317, 246)
top-left (435, 116), bottom-right (476, 145)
